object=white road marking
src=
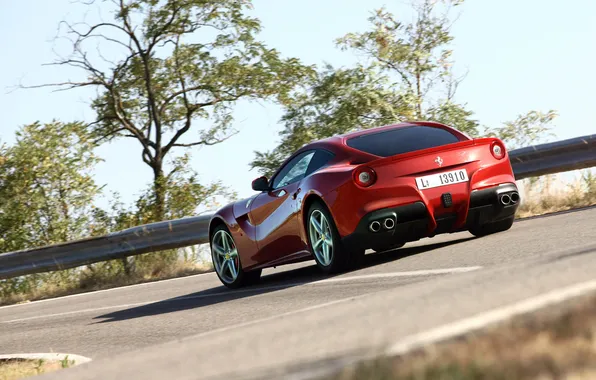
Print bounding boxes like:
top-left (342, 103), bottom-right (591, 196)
top-left (0, 267), bottom-right (481, 324)
top-left (315, 267), bottom-right (481, 284)
top-left (1, 303), bottom-right (152, 324)
top-left (386, 278), bottom-right (596, 355)
top-left (0, 271), bottom-right (213, 310)
top-left (0, 283), bottom-right (294, 324)
top-left (177, 293), bottom-right (384, 343)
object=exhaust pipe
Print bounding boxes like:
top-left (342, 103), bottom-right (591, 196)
top-left (500, 194), bottom-right (511, 205)
top-left (383, 218), bottom-right (395, 230)
top-left (510, 192), bottom-right (520, 204)
top-left (369, 221), bottom-right (381, 232)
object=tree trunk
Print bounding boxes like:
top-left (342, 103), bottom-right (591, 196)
top-left (152, 162), bottom-right (166, 222)
top-left (416, 68), bottom-right (423, 119)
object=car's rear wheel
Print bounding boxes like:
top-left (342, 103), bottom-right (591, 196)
top-left (468, 215), bottom-right (514, 237)
top-left (211, 224), bottom-right (261, 289)
top-left (307, 201), bottom-right (364, 273)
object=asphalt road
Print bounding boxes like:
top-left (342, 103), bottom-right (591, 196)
top-left (2, 208), bottom-right (596, 379)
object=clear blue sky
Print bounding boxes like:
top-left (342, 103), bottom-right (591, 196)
top-left (1, 0), bottom-right (595, 209)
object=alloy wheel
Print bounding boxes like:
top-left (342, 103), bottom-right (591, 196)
top-left (309, 209), bottom-right (334, 266)
top-left (211, 229), bottom-right (240, 284)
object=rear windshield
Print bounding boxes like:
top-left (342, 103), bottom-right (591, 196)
top-left (346, 126), bottom-right (461, 157)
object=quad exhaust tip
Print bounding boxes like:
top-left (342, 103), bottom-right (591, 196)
top-left (369, 221), bottom-right (381, 232)
top-left (383, 218), bottom-right (395, 230)
top-left (500, 192), bottom-right (520, 206)
top-left (500, 193), bottom-right (511, 205)
top-left (369, 218), bottom-right (395, 232)
top-left (510, 191), bottom-right (520, 204)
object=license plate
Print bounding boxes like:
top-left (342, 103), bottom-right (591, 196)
top-left (415, 169), bottom-right (468, 190)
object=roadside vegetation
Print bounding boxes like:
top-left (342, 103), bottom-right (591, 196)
top-left (322, 291), bottom-right (596, 380)
top-left (0, 122), bottom-right (216, 305)
top-left (517, 171), bottom-right (596, 218)
top-left (0, 0), bottom-right (585, 305)
top-left (0, 356), bottom-right (74, 380)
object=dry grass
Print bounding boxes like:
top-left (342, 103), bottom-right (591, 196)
top-left (516, 170), bottom-right (596, 218)
top-left (0, 358), bottom-right (70, 380)
top-left (324, 292), bottom-right (596, 380)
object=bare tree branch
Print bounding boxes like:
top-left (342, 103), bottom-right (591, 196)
top-left (170, 131), bottom-right (239, 148)
top-left (159, 84), bottom-right (217, 114)
top-left (118, 0), bottom-right (163, 156)
top-left (19, 80), bottom-right (103, 92)
top-left (162, 34), bottom-right (193, 155)
top-left (146, 1), bottom-right (182, 51)
top-left (60, 20), bottom-right (132, 43)
top-left (446, 68), bottom-right (469, 101)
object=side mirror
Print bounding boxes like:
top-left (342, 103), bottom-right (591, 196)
top-left (251, 176), bottom-right (270, 192)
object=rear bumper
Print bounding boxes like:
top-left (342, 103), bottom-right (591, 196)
top-left (465, 182), bottom-right (519, 226)
top-left (341, 183), bottom-right (520, 250)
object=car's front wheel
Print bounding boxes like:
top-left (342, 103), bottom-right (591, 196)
top-left (307, 201), bottom-right (364, 273)
top-left (210, 224), bottom-right (261, 289)
top-left (468, 215), bottom-right (514, 237)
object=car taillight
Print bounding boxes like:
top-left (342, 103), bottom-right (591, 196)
top-left (491, 141), bottom-right (506, 160)
top-left (354, 166), bottom-right (376, 187)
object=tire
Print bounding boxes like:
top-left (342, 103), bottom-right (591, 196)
top-left (210, 224), bottom-right (262, 289)
top-left (468, 215), bottom-right (514, 237)
top-left (306, 201), bottom-right (364, 273)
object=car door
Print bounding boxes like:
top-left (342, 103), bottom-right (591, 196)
top-left (249, 150), bottom-right (316, 265)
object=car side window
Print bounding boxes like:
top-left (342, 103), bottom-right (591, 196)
top-left (271, 151), bottom-right (315, 189)
top-left (306, 150), bottom-right (335, 176)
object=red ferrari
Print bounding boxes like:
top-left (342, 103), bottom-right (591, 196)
top-left (208, 121), bottom-right (520, 288)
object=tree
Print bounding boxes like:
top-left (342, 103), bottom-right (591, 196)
top-left (84, 151), bottom-right (236, 276)
top-left (128, 152), bottom-right (237, 223)
top-left (251, 0), bottom-right (479, 175)
top-left (26, 0), bottom-right (312, 220)
top-left (250, 64), bottom-right (416, 176)
top-left (0, 121), bottom-right (102, 252)
top-left (337, 0), bottom-right (478, 135)
top-left (485, 110), bottom-right (558, 149)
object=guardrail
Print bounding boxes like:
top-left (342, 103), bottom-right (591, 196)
top-left (1, 134), bottom-right (595, 281)
top-left (0, 215), bottom-right (211, 280)
top-left (508, 134), bottom-right (596, 180)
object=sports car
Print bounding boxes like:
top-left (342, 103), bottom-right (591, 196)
top-left (208, 121), bottom-right (520, 288)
